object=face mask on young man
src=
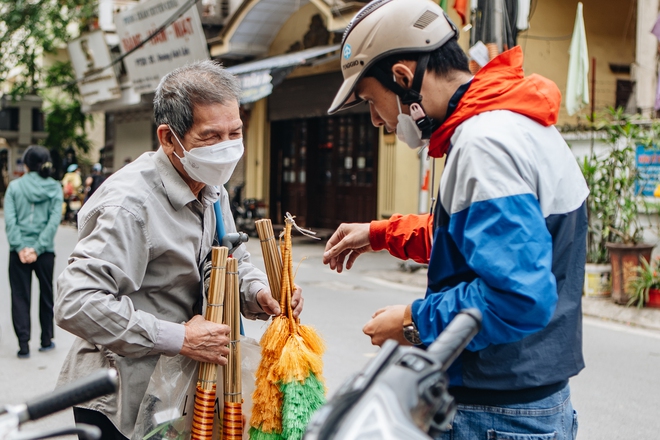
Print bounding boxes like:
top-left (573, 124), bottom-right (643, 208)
top-left (170, 127), bottom-right (244, 186)
top-left (396, 96), bottom-right (429, 149)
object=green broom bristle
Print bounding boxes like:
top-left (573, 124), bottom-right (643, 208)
top-left (248, 426), bottom-right (284, 440)
top-left (280, 373), bottom-right (326, 440)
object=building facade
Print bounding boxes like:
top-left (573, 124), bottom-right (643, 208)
top-left (89, 0), bottom-right (657, 230)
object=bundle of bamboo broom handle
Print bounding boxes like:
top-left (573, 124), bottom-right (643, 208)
top-left (191, 246), bottom-right (243, 440)
top-left (191, 218), bottom-right (308, 440)
top-left (255, 219), bottom-right (282, 303)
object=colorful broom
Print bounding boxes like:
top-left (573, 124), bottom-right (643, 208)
top-left (192, 246), bottom-right (229, 440)
top-left (249, 216), bottom-right (326, 440)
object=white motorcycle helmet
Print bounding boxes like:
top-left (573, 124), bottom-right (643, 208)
top-left (328, 0), bottom-right (459, 115)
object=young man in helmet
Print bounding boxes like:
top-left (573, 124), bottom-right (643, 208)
top-left (323, 0), bottom-right (586, 438)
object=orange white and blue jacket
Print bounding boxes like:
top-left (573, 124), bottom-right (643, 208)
top-left (369, 47), bottom-right (589, 403)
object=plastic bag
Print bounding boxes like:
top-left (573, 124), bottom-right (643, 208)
top-left (132, 354), bottom-right (198, 440)
top-left (212, 335), bottom-right (261, 440)
top-left (133, 335), bottom-right (261, 440)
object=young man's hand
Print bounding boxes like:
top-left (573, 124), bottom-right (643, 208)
top-left (363, 304), bottom-right (410, 346)
top-left (323, 223), bottom-right (373, 273)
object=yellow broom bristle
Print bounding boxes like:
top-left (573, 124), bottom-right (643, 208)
top-left (251, 316), bottom-right (290, 433)
top-left (261, 315), bottom-right (289, 355)
top-left (250, 379), bottom-right (283, 433)
top-left (297, 324), bottom-right (326, 356)
top-left (271, 334), bottom-right (324, 384)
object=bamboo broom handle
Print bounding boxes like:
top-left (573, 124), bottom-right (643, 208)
top-left (255, 219), bottom-right (282, 302)
top-left (198, 246), bottom-right (229, 386)
top-left (191, 247), bottom-right (229, 440)
top-left (222, 258), bottom-right (242, 439)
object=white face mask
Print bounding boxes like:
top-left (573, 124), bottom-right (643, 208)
top-left (396, 96), bottom-right (429, 150)
top-left (170, 128), bottom-right (244, 186)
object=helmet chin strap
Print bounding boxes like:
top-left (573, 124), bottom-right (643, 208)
top-left (371, 53), bottom-right (440, 139)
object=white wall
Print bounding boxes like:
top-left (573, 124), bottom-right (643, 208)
top-left (114, 119), bottom-right (152, 171)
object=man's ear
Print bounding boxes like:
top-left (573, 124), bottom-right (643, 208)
top-left (392, 61), bottom-right (416, 90)
top-left (157, 125), bottom-right (175, 155)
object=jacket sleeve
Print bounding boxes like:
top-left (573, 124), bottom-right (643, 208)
top-left (34, 184), bottom-right (63, 255)
top-left (218, 188), bottom-right (269, 321)
top-left (411, 129), bottom-right (559, 352)
top-left (55, 206), bottom-right (185, 358)
top-left (369, 213), bottom-right (434, 264)
top-left (3, 183), bottom-right (24, 250)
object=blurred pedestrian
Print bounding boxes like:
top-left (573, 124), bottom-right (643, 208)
top-left (61, 163), bottom-right (82, 199)
top-left (83, 163), bottom-right (106, 202)
top-left (61, 163), bottom-right (83, 223)
top-left (4, 145), bottom-right (63, 358)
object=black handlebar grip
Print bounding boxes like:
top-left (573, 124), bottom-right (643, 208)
top-left (25, 369), bottom-right (118, 422)
top-left (426, 308), bottom-right (482, 372)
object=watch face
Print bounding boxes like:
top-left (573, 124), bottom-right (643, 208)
top-left (403, 325), bottom-right (422, 345)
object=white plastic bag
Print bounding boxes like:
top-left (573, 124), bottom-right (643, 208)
top-left (132, 354), bottom-right (198, 440)
top-left (133, 335), bottom-right (261, 440)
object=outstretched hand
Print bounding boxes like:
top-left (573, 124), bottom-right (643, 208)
top-left (322, 223), bottom-right (373, 273)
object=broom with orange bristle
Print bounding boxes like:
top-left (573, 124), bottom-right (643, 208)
top-left (249, 215), bottom-right (326, 440)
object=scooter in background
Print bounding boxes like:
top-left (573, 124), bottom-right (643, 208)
top-left (63, 193), bottom-right (83, 226)
top-left (230, 184), bottom-right (266, 237)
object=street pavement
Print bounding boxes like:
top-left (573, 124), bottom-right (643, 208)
top-left (1, 215), bottom-right (659, 439)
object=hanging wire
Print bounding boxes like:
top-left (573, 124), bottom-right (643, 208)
top-left (48, 0), bottom-right (201, 91)
top-left (429, 157), bottom-right (437, 215)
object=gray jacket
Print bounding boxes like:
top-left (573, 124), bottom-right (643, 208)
top-left (55, 149), bottom-right (268, 437)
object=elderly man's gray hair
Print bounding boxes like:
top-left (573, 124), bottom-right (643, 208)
top-left (154, 60), bottom-right (242, 138)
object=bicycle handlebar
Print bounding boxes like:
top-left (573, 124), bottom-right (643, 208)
top-left (22, 369), bottom-right (118, 423)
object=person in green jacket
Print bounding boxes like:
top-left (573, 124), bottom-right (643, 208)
top-left (5, 145), bottom-right (63, 358)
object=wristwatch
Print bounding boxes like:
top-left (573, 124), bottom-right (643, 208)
top-left (403, 304), bottom-right (422, 345)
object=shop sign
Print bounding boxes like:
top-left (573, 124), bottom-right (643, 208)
top-left (68, 31), bottom-right (121, 106)
top-left (115, 0), bottom-right (209, 94)
top-left (236, 70), bottom-right (273, 104)
top-left (635, 144), bottom-right (660, 196)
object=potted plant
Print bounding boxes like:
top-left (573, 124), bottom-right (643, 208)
top-left (581, 108), bottom-right (657, 304)
top-left (627, 256), bottom-right (660, 308)
top-left (580, 149), bottom-right (612, 297)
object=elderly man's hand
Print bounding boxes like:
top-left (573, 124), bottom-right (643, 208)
top-left (257, 284), bottom-right (304, 318)
top-left (180, 315), bottom-right (230, 365)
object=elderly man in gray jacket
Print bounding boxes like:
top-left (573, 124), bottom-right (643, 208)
top-left (55, 60), bottom-right (303, 440)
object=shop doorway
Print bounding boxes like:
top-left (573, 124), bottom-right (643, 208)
top-left (270, 113), bottom-right (378, 229)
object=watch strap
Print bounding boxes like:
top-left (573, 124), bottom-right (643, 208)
top-left (403, 304), bottom-right (413, 327)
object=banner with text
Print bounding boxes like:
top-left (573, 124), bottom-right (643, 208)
top-left (114, 0), bottom-right (209, 94)
top-left (68, 31), bottom-right (121, 106)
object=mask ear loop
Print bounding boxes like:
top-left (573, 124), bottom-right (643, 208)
top-left (169, 126), bottom-right (187, 161)
top-left (394, 74), bottom-right (403, 115)
top-left (429, 157), bottom-right (437, 215)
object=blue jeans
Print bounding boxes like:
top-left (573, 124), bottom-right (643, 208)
top-left (436, 384), bottom-right (578, 440)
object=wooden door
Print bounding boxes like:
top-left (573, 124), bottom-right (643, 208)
top-left (271, 114), bottom-right (378, 230)
top-left (313, 114), bottom-right (378, 229)
top-left (271, 120), bottom-right (309, 226)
